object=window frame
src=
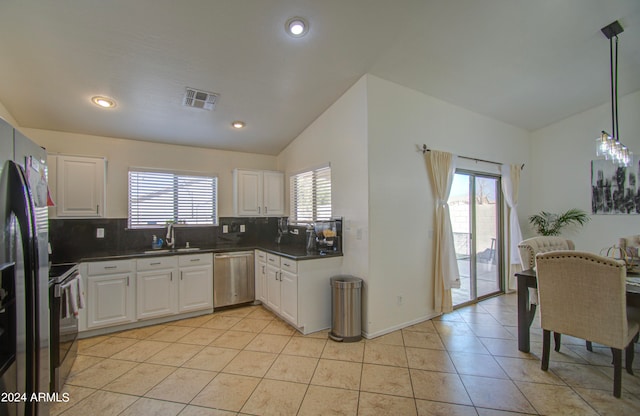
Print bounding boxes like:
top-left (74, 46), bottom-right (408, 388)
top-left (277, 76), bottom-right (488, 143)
top-left (128, 167), bottom-right (218, 228)
top-left (289, 163), bottom-right (332, 223)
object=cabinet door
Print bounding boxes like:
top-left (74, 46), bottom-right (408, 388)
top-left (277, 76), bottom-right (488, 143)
top-left (263, 171), bottom-right (284, 216)
top-left (137, 269), bottom-right (177, 320)
top-left (235, 170), bottom-right (263, 216)
top-left (87, 273), bottom-right (134, 328)
top-left (56, 155), bottom-right (105, 217)
top-left (266, 264), bottom-right (281, 312)
top-left (179, 265), bottom-right (213, 313)
top-left (280, 269), bottom-right (298, 324)
top-left (255, 260), bottom-right (267, 303)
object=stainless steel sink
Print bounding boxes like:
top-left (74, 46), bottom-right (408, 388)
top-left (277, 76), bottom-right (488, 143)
top-left (143, 247), bottom-right (200, 254)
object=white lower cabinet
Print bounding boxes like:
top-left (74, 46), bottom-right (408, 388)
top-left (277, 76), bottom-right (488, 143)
top-left (136, 256), bottom-right (178, 320)
top-left (81, 253), bottom-right (213, 334)
top-left (265, 254), bottom-right (283, 312)
top-left (279, 268), bottom-right (298, 324)
top-left (178, 253), bottom-right (213, 312)
top-left (255, 250), bottom-right (267, 303)
top-left (260, 253), bottom-right (342, 334)
top-left (84, 259), bottom-right (136, 329)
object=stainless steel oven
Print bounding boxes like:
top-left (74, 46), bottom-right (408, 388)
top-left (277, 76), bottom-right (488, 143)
top-left (49, 263), bottom-right (79, 393)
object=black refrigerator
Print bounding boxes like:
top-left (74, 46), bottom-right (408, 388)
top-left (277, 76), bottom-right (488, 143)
top-left (0, 118), bottom-right (50, 416)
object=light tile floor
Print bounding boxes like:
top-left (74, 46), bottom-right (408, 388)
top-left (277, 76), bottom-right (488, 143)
top-left (52, 294), bottom-right (640, 415)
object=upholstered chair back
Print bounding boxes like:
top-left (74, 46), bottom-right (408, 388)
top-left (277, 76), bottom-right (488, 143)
top-left (518, 236), bottom-right (575, 270)
top-left (535, 250), bottom-right (636, 349)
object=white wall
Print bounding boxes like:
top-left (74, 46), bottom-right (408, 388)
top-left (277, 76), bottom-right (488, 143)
top-left (277, 75), bottom-right (370, 323)
top-left (365, 75), bottom-right (531, 336)
top-left (278, 74), bottom-right (531, 337)
top-left (529, 90), bottom-right (640, 253)
top-left (23, 128), bottom-right (277, 218)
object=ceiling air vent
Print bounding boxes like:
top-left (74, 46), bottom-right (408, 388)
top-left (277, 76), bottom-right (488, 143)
top-left (183, 87), bottom-right (219, 110)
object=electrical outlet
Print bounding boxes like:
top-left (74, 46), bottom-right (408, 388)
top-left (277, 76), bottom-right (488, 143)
top-left (96, 228), bottom-right (105, 238)
top-left (240, 224), bottom-right (245, 233)
top-left (222, 225), bottom-right (229, 233)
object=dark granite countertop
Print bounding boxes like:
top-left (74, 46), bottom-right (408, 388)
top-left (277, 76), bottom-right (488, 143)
top-left (79, 243), bottom-right (342, 263)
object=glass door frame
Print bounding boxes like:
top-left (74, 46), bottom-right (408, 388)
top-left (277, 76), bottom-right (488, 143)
top-left (452, 168), bottom-right (504, 308)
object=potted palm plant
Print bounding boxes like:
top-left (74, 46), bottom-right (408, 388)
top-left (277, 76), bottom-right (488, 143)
top-left (528, 208), bottom-right (590, 236)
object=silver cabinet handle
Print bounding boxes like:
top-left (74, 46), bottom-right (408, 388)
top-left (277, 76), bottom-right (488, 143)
top-left (262, 265), bottom-right (265, 273)
top-left (190, 258), bottom-right (200, 262)
top-left (170, 271), bottom-right (173, 281)
top-left (104, 265), bottom-right (117, 269)
top-left (181, 271), bottom-right (183, 281)
top-left (265, 206), bottom-right (268, 214)
top-left (126, 275), bottom-right (130, 286)
top-left (96, 205), bottom-right (99, 214)
top-left (258, 206), bottom-right (261, 214)
top-left (150, 262), bottom-right (161, 266)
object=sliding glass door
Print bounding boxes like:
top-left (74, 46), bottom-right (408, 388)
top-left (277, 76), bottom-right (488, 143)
top-left (448, 171), bottom-right (502, 307)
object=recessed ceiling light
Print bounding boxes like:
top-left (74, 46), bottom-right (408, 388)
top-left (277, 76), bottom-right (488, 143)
top-left (91, 96), bottom-right (116, 108)
top-left (232, 121), bottom-right (246, 129)
top-left (285, 17), bottom-right (309, 37)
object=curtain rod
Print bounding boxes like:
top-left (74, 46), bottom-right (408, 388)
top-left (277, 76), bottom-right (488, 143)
top-left (421, 145), bottom-right (524, 170)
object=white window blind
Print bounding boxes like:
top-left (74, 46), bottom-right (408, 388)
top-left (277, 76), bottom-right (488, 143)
top-left (128, 169), bottom-right (218, 228)
top-left (290, 165), bottom-right (331, 222)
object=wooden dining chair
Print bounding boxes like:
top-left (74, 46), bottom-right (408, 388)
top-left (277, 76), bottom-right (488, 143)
top-left (536, 251), bottom-right (640, 398)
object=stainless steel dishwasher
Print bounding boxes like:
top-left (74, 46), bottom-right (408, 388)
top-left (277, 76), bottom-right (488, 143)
top-left (213, 251), bottom-right (255, 308)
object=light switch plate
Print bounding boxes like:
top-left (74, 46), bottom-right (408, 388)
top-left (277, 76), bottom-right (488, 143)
top-left (240, 224), bottom-right (245, 233)
top-left (222, 225), bottom-right (229, 233)
top-left (96, 228), bottom-right (105, 238)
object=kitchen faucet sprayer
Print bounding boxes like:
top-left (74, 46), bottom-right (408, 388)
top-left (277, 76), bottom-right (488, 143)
top-left (166, 223), bottom-right (175, 248)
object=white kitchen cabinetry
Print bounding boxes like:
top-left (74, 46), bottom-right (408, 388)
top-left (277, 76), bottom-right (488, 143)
top-left (178, 253), bottom-right (213, 313)
top-left (136, 256), bottom-right (178, 320)
top-left (255, 250), bottom-right (267, 303)
top-left (260, 253), bottom-right (342, 334)
top-left (279, 259), bottom-right (298, 324)
top-left (84, 259), bottom-right (135, 329)
top-left (233, 169), bottom-right (284, 216)
top-left (266, 254), bottom-right (282, 312)
top-left (55, 155), bottom-right (106, 217)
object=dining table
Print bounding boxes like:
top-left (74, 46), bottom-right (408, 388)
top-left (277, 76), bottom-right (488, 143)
top-left (515, 268), bottom-right (640, 352)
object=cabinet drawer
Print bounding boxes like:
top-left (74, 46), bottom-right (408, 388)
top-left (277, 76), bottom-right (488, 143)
top-left (256, 250), bottom-right (266, 262)
top-left (266, 254), bottom-right (280, 267)
top-left (280, 258), bottom-right (297, 274)
top-left (87, 259), bottom-right (134, 276)
top-left (137, 256), bottom-right (178, 271)
top-left (179, 253), bottom-right (213, 267)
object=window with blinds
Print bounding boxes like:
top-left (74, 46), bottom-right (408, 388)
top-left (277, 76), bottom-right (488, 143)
top-left (290, 165), bottom-right (331, 223)
top-left (128, 169), bottom-right (218, 228)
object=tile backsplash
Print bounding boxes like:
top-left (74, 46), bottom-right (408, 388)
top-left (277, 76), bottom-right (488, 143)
top-left (48, 217), bottom-right (281, 264)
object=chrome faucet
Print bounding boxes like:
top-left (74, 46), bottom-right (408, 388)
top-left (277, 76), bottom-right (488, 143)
top-left (166, 223), bottom-right (175, 249)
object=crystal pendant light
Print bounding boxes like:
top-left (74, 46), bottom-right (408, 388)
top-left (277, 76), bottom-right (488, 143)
top-left (595, 21), bottom-right (632, 167)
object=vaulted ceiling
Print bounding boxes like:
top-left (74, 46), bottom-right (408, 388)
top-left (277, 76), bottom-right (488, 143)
top-left (1, 0), bottom-right (639, 155)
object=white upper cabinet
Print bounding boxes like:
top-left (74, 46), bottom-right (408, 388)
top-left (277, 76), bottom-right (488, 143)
top-left (233, 169), bottom-right (284, 217)
top-left (55, 155), bottom-right (106, 217)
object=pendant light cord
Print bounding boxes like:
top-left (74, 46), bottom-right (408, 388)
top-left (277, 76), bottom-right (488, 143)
top-left (609, 36), bottom-right (616, 140)
top-left (614, 35), bottom-right (620, 142)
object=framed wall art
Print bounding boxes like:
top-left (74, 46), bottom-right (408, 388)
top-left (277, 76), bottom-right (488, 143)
top-left (591, 159), bottom-right (640, 214)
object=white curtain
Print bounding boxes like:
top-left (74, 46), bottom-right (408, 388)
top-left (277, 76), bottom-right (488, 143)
top-left (427, 150), bottom-right (460, 313)
top-left (500, 163), bottom-right (523, 292)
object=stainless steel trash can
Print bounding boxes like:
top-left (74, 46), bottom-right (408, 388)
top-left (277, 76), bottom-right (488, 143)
top-left (329, 275), bottom-right (362, 342)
